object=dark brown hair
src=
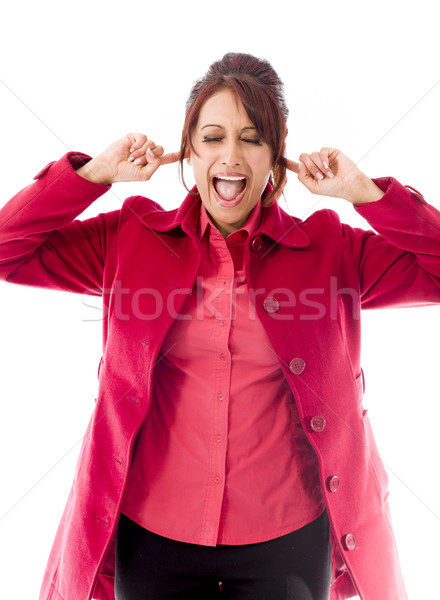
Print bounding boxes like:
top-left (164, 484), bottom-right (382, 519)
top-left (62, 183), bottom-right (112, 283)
top-left (179, 53), bottom-right (288, 206)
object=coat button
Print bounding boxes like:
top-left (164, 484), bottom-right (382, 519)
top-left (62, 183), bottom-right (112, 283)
top-left (289, 358), bottom-right (305, 374)
top-left (310, 416), bottom-right (326, 432)
top-left (342, 533), bottom-right (356, 551)
top-left (263, 296), bottom-right (280, 313)
top-left (251, 236), bottom-right (263, 252)
top-left (327, 475), bottom-right (340, 492)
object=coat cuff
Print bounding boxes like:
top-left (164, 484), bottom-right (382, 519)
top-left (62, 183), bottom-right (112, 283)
top-left (33, 151), bottom-right (112, 191)
top-left (0, 153), bottom-right (112, 236)
top-left (351, 176), bottom-right (440, 254)
top-left (353, 176), bottom-right (428, 218)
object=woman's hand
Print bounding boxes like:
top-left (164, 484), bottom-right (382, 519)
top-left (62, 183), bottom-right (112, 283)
top-left (286, 147), bottom-right (384, 205)
top-left (75, 133), bottom-right (182, 185)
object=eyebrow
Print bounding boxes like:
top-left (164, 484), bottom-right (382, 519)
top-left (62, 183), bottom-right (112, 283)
top-left (201, 124), bottom-right (257, 131)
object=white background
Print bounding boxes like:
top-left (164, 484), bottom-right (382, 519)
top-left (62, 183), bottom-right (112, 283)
top-left (0, 1), bottom-right (439, 598)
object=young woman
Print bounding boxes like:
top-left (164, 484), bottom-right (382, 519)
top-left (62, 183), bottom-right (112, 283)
top-left (1, 52), bottom-right (439, 600)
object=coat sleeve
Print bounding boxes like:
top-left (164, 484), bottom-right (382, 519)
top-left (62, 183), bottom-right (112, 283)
top-left (0, 152), bottom-right (120, 296)
top-left (337, 176), bottom-right (440, 309)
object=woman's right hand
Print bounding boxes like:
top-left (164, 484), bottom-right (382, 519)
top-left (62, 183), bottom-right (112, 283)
top-left (75, 133), bottom-right (181, 185)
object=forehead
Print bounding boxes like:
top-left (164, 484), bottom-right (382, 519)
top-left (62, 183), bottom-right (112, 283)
top-left (196, 88), bottom-right (254, 128)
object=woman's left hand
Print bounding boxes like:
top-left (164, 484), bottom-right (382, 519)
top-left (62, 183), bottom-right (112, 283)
top-left (286, 148), bottom-right (384, 205)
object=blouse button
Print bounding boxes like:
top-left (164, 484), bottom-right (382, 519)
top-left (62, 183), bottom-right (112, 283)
top-left (289, 358), bottom-right (305, 374)
top-left (263, 296), bottom-right (280, 313)
top-left (214, 476), bottom-right (221, 484)
top-left (251, 236), bottom-right (263, 252)
top-left (216, 435), bottom-right (222, 443)
top-left (217, 393), bottom-right (224, 402)
top-left (310, 416), bottom-right (326, 433)
top-left (220, 320), bottom-right (226, 327)
top-left (219, 353), bottom-right (226, 361)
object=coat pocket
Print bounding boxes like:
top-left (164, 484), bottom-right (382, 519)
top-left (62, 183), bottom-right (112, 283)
top-left (359, 381), bottom-right (390, 504)
top-left (355, 368), bottom-right (365, 395)
top-left (97, 356), bottom-right (103, 380)
top-left (355, 368), bottom-right (368, 417)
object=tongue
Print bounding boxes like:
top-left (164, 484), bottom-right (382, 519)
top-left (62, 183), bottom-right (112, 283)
top-left (215, 178), bottom-right (245, 201)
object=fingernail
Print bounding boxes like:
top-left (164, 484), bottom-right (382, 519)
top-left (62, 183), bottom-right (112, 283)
top-left (128, 156), bottom-right (135, 162)
top-left (134, 158), bottom-right (141, 165)
top-left (147, 148), bottom-right (155, 158)
top-left (316, 172), bottom-right (324, 180)
top-left (323, 161), bottom-right (329, 169)
top-left (130, 147), bottom-right (135, 153)
top-left (327, 171), bottom-right (334, 178)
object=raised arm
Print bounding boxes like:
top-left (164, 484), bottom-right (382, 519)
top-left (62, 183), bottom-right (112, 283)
top-left (287, 147), bottom-right (440, 308)
top-left (0, 133), bottom-right (181, 295)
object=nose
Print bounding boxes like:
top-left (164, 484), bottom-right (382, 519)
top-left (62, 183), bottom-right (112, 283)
top-left (220, 138), bottom-right (242, 166)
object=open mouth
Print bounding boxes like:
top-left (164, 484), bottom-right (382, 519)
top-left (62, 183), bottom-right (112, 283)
top-left (212, 175), bottom-right (248, 207)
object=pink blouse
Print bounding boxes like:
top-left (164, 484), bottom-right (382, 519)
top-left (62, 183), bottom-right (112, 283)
top-left (120, 197), bottom-right (325, 546)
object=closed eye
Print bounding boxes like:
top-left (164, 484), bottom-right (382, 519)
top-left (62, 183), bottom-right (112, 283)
top-left (243, 138), bottom-right (262, 145)
top-left (203, 136), bottom-right (262, 145)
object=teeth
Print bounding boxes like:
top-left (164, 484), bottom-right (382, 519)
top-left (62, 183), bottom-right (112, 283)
top-left (215, 175), bottom-right (246, 181)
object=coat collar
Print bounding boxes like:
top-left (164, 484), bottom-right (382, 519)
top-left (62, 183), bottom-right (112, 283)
top-left (135, 184), bottom-right (311, 248)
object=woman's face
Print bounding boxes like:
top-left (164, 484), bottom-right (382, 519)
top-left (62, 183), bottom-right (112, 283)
top-left (190, 88), bottom-right (273, 238)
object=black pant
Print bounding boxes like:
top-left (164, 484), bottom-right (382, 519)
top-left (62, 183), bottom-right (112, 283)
top-left (114, 510), bottom-right (331, 599)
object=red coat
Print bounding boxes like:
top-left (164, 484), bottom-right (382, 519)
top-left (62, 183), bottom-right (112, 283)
top-left (1, 152), bottom-right (440, 600)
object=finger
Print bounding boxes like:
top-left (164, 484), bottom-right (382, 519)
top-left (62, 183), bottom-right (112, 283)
top-left (285, 158), bottom-right (300, 174)
top-left (135, 147), bottom-right (177, 169)
top-left (310, 151), bottom-right (329, 180)
top-left (150, 145), bottom-right (164, 158)
top-left (299, 153), bottom-right (326, 181)
top-left (162, 145), bottom-right (191, 165)
top-left (139, 153), bottom-right (162, 180)
top-left (129, 140), bottom-right (157, 163)
top-left (136, 147), bottom-right (178, 181)
top-left (146, 147), bottom-right (161, 165)
top-left (128, 133), bottom-right (148, 155)
top-left (159, 145), bottom-right (190, 165)
top-left (160, 150), bottom-right (183, 165)
top-left (140, 163), bottom-right (162, 181)
top-left (319, 147), bottom-right (334, 178)
top-left (130, 143), bottom-right (161, 166)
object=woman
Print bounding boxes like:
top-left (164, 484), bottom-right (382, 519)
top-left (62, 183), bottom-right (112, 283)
top-left (0, 52), bottom-right (439, 600)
